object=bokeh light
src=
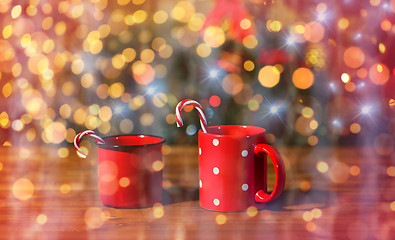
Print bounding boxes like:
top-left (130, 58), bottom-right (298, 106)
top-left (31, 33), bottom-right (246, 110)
top-left (0, 3), bottom-right (394, 236)
top-left (12, 178), bottom-right (34, 201)
top-left (292, 68), bottom-right (314, 89)
top-left (258, 66), bottom-right (280, 88)
top-left (369, 63), bottom-right (390, 85)
top-left (344, 47), bottom-right (365, 69)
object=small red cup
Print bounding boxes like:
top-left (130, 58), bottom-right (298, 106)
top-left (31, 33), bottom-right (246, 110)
top-left (96, 135), bottom-right (165, 208)
top-left (198, 125), bottom-right (285, 211)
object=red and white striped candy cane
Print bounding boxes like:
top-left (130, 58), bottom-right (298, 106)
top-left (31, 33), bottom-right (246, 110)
top-left (74, 130), bottom-right (105, 158)
top-left (175, 99), bottom-right (208, 133)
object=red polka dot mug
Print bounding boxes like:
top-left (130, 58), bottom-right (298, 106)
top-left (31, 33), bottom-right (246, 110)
top-left (198, 125), bottom-right (286, 211)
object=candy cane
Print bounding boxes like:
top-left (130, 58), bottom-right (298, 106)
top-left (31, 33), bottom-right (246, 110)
top-left (74, 130), bottom-right (105, 158)
top-left (175, 99), bottom-right (208, 133)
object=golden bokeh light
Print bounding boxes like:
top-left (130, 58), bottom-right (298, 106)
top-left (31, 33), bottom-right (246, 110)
top-left (304, 22), bottom-right (324, 43)
top-left (295, 116), bottom-right (315, 136)
top-left (292, 68), bottom-right (314, 89)
top-left (349, 165), bottom-right (360, 176)
top-left (11, 5), bottom-right (22, 19)
top-left (166, 114), bottom-right (176, 125)
top-left (344, 82), bottom-right (356, 92)
top-left (85, 207), bottom-right (105, 229)
top-left (152, 160), bottom-right (164, 171)
top-left (258, 66), bottom-right (280, 88)
top-left (3, 25), bottom-right (13, 39)
top-left (44, 122), bottom-right (66, 144)
top-left (344, 47), bottom-right (365, 69)
top-left (36, 214), bottom-right (48, 225)
top-left (2, 82), bottom-right (13, 98)
top-left (299, 180), bottom-right (311, 192)
top-left (380, 20), bottom-right (392, 31)
top-left (387, 166), bottom-right (395, 177)
top-left (240, 18), bottom-right (252, 30)
top-left (57, 147), bottom-right (69, 158)
top-left (12, 178), bottom-right (34, 201)
top-left (306, 222), bottom-right (316, 232)
top-left (140, 113), bottom-right (155, 126)
top-left (341, 73), bottom-right (350, 83)
top-left (222, 73), bottom-right (243, 95)
top-left (203, 26), bottom-right (225, 48)
top-left (153, 10), bottom-right (168, 24)
top-left (311, 208), bottom-right (322, 218)
top-left (109, 82), bottom-right (125, 98)
top-left (243, 35), bottom-right (258, 49)
top-left (215, 214), bottom-right (227, 225)
top-left (302, 107), bottom-right (314, 118)
top-left (132, 61), bottom-right (155, 85)
top-left (196, 43), bottom-right (211, 58)
top-left (244, 60), bottom-right (255, 71)
top-left (338, 18), bottom-right (349, 29)
top-left (350, 123), bottom-right (361, 134)
top-left (369, 63), bottom-right (389, 85)
top-left (307, 135), bottom-right (318, 146)
top-left (378, 43), bottom-right (386, 53)
top-left (267, 20), bottom-right (282, 32)
top-left (153, 203), bottom-right (165, 218)
top-left (246, 206), bottom-right (258, 217)
top-left (60, 183), bottom-right (71, 194)
top-left (329, 162), bottom-right (349, 184)
top-left (153, 93), bottom-right (168, 108)
top-left (119, 177), bottom-right (131, 188)
top-left (302, 211), bottom-right (313, 222)
top-left (316, 161), bottom-right (329, 173)
top-left (118, 119), bottom-right (133, 133)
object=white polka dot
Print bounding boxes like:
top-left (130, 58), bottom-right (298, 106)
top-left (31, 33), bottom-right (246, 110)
top-left (241, 150), bottom-right (248, 157)
top-left (242, 184), bottom-right (249, 191)
top-left (212, 139), bottom-right (219, 146)
top-left (213, 167), bottom-right (219, 175)
top-left (199, 180), bottom-right (202, 188)
top-left (213, 198), bottom-right (220, 206)
top-left (199, 148), bottom-right (202, 155)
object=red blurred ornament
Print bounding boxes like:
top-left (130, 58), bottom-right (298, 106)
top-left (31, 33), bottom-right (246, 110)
top-left (258, 48), bottom-right (293, 65)
top-left (203, 0), bottom-right (255, 42)
top-left (217, 51), bottom-right (242, 72)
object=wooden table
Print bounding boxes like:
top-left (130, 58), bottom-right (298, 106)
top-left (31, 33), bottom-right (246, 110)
top-left (0, 146), bottom-right (393, 239)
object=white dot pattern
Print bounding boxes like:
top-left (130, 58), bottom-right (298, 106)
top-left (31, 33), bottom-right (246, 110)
top-left (199, 148), bottom-right (202, 155)
top-left (199, 180), bottom-right (202, 188)
top-left (213, 167), bottom-right (219, 175)
top-left (212, 139), bottom-right (219, 146)
top-left (241, 150), bottom-right (248, 157)
top-left (242, 184), bottom-right (249, 191)
top-left (213, 198), bottom-right (220, 206)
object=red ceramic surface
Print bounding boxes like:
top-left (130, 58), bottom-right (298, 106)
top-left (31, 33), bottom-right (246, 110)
top-left (198, 125), bottom-right (285, 211)
top-left (96, 135), bottom-right (165, 208)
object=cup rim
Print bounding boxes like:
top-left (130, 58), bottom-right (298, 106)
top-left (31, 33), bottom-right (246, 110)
top-left (97, 134), bottom-right (166, 149)
top-left (199, 125), bottom-right (266, 138)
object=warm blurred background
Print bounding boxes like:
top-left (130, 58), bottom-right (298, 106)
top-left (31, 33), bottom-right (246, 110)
top-left (0, 0), bottom-right (395, 152)
top-left (1, 1), bottom-right (395, 238)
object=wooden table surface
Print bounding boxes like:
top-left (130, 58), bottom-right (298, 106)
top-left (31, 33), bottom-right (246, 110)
top-left (0, 145), bottom-right (394, 239)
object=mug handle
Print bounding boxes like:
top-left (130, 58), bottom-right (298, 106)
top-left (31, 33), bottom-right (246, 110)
top-left (254, 144), bottom-right (286, 203)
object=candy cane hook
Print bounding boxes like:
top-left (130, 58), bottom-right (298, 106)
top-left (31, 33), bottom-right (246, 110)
top-left (175, 99), bottom-right (208, 133)
top-left (74, 130), bottom-right (105, 158)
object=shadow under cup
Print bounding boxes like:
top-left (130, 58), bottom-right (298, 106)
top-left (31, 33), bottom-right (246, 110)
top-left (96, 135), bottom-right (165, 208)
